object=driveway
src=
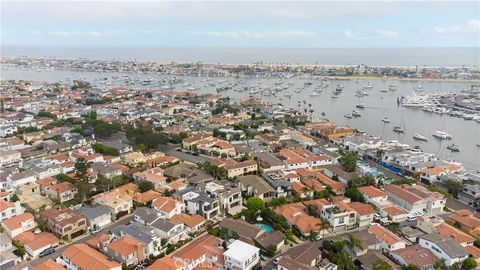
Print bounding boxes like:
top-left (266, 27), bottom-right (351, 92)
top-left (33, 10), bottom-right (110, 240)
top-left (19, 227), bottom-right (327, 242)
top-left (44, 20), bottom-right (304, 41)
top-left (158, 144), bottom-right (212, 164)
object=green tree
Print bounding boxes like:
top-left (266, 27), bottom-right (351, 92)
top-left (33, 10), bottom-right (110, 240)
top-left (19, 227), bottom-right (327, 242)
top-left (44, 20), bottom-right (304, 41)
top-left (77, 179), bottom-right (92, 201)
top-left (474, 238), bottom-right (480, 248)
top-left (462, 258), bottom-right (477, 270)
top-left (344, 188), bottom-right (365, 202)
top-left (265, 244), bottom-right (277, 257)
top-left (74, 157), bottom-right (89, 180)
top-left (12, 240), bottom-right (25, 256)
top-left (139, 181), bottom-right (154, 193)
top-left (338, 150), bottom-right (357, 172)
top-left (306, 204), bottom-right (319, 217)
top-left (93, 143), bottom-right (119, 156)
top-left (403, 264), bottom-right (421, 270)
top-left (373, 259), bottom-right (393, 270)
top-left (433, 258), bottom-right (447, 270)
top-left (10, 194), bottom-right (19, 202)
top-left (37, 219), bottom-right (49, 231)
top-left (246, 197), bottom-right (265, 212)
top-left (443, 179), bottom-right (463, 197)
top-left (87, 111), bottom-right (97, 120)
top-left (346, 233), bottom-right (363, 254)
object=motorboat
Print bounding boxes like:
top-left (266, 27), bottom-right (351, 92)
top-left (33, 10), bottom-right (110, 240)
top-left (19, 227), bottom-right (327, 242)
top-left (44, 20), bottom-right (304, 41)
top-left (352, 110), bottom-right (361, 117)
top-left (344, 113), bottom-right (353, 119)
top-left (432, 130), bottom-right (452, 140)
top-left (393, 126), bottom-right (404, 133)
top-left (335, 84), bottom-right (344, 92)
top-left (356, 103), bottom-right (367, 109)
top-left (382, 117), bottom-right (391, 123)
top-left (447, 144), bottom-right (460, 152)
top-left (309, 92), bottom-right (319, 97)
top-left (388, 85), bottom-right (397, 91)
top-left (413, 133), bottom-right (428, 141)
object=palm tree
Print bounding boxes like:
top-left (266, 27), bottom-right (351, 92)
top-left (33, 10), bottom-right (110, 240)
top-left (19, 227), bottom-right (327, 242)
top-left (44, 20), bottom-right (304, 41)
top-left (346, 234), bottom-right (363, 256)
top-left (318, 219), bottom-right (331, 239)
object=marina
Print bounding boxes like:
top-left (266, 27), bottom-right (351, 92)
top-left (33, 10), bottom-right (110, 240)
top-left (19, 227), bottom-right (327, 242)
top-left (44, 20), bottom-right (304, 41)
top-left (1, 66), bottom-right (479, 170)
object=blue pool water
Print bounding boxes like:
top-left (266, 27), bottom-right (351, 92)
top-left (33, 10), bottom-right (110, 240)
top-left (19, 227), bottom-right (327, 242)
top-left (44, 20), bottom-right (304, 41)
top-left (255, 224), bottom-right (273, 232)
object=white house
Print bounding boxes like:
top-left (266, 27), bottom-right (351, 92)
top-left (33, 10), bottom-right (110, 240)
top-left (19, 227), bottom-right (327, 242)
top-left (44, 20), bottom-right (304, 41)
top-left (418, 234), bottom-right (469, 266)
top-left (224, 240), bottom-right (260, 270)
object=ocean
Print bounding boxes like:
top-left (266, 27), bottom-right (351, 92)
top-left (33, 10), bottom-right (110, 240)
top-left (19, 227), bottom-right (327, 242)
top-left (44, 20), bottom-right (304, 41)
top-left (2, 46), bottom-right (480, 67)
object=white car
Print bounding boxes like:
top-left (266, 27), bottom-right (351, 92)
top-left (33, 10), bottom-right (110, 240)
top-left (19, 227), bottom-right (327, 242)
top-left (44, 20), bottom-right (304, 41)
top-left (368, 222), bottom-right (380, 227)
top-left (273, 256), bottom-right (282, 265)
top-left (407, 215), bottom-right (417, 222)
top-left (90, 227), bottom-right (103, 235)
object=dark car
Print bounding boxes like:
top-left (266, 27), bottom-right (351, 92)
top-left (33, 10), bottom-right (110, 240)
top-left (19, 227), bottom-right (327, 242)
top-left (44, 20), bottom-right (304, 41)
top-left (39, 247), bottom-right (55, 257)
top-left (192, 152), bottom-right (199, 156)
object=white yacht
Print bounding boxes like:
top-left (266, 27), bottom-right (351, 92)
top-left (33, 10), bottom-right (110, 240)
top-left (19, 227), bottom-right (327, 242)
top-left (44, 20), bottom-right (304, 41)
top-left (382, 117), bottom-right (391, 123)
top-left (413, 133), bottom-right (428, 141)
top-left (344, 113), bottom-right (353, 119)
top-left (432, 130), bottom-right (452, 140)
top-left (309, 91), bottom-right (319, 97)
top-left (352, 110), bottom-right (362, 117)
top-left (356, 103), bottom-right (367, 109)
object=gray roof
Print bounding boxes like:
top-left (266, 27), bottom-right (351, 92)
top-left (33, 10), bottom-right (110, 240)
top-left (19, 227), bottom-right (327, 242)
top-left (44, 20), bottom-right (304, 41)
top-left (151, 218), bottom-right (180, 232)
top-left (77, 205), bottom-right (112, 220)
top-left (112, 223), bottom-right (155, 244)
top-left (252, 152), bottom-right (284, 167)
top-left (350, 229), bottom-right (381, 248)
top-left (420, 233), bottom-right (468, 258)
top-left (135, 207), bottom-right (161, 224)
top-left (219, 218), bottom-right (264, 239)
top-left (255, 230), bottom-right (286, 249)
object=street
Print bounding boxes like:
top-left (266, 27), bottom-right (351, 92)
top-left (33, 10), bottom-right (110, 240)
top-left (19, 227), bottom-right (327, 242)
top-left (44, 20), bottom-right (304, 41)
top-left (29, 215), bottom-right (133, 267)
top-left (159, 144), bottom-right (213, 164)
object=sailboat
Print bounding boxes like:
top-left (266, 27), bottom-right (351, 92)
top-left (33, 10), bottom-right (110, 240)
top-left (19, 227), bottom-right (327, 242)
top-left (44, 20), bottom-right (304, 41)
top-left (413, 133), bottom-right (428, 141)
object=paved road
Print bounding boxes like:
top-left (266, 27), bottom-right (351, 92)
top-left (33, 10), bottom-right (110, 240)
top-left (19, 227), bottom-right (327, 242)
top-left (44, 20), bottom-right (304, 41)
top-left (159, 144), bottom-right (212, 164)
top-left (29, 215), bottom-right (133, 267)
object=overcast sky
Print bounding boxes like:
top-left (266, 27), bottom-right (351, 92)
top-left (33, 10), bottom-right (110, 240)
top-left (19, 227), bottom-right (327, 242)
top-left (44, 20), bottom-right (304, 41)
top-left (1, 1), bottom-right (479, 47)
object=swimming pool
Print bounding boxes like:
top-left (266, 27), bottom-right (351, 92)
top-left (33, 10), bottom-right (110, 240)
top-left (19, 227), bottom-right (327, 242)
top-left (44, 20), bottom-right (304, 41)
top-left (255, 224), bottom-right (273, 232)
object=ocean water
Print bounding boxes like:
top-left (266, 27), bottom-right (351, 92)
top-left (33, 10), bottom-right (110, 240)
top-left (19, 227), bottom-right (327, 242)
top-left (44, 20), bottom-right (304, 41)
top-left (2, 46), bottom-right (479, 67)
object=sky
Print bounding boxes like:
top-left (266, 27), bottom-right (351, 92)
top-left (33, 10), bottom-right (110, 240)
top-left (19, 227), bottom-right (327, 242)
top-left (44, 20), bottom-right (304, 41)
top-left (1, 1), bottom-right (479, 48)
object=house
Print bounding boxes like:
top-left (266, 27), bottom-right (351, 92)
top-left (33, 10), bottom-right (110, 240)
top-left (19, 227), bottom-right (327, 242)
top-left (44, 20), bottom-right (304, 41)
top-left (0, 149), bottom-right (21, 167)
top-left (0, 200), bottom-right (23, 222)
top-left (345, 229), bottom-right (381, 257)
top-left (224, 240), bottom-right (260, 270)
top-left (384, 184), bottom-right (427, 213)
top-left (356, 250), bottom-right (399, 270)
top-left (380, 206), bottom-right (407, 223)
top-left (76, 205), bottom-right (113, 229)
top-left (44, 182), bottom-right (78, 203)
top-left (149, 256), bottom-right (184, 270)
top-left (173, 187), bottom-right (220, 220)
top-left (418, 233), bottom-right (469, 266)
top-left (1, 212), bottom-right (36, 238)
top-left (349, 202), bottom-right (376, 228)
top-left (172, 234), bottom-right (225, 270)
top-left (237, 175), bottom-right (275, 201)
top-left (133, 207), bottom-right (186, 243)
top-left (38, 208), bottom-right (87, 240)
top-left (111, 223), bottom-right (162, 257)
top-left (321, 202), bottom-right (357, 232)
top-left (92, 188), bottom-right (134, 217)
top-left (447, 210), bottom-right (480, 235)
top-left (6, 170), bottom-right (37, 188)
top-left (151, 196), bottom-right (185, 219)
top-left (224, 160), bottom-right (258, 179)
top-left (403, 184), bottom-right (445, 214)
top-left (434, 222), bottom-right (475, 247)
top-left (357, 186), bottom-right (388, 207)
top-left (219, 218), bottom-right (264, 243)
top-left (322, 165), bottom-right (362, 185)
top-left (290, 131), bottom-right (317, 147)
top-left (252, 152), bottom-right (285, 172)
top-left (368, 224), bottom-right (406, 252)
top-left (105, 235), bottom-right (145, 266)
top-left (170, 214), bottom-right (206, 234)
top-left (57, 243), bottom-right (122, 270)
top-left (202, 181), bottom-right (243, 215)
top-left (277, 242), bottom-right (322, 270)
top-left (255, 230), bottom-right (286, 252)
top-left (263, 172), bottom-right (293, 198)
top-left (32, 259), bottom-right (65, 270)
top-left (90, 162), bottom-right (122, 178)
top-left (275, 202), bottom-right (321, 236)
top-left (133, 167), bottom-right (167, 190)
top-left (14, 231), bottom-right (59, 258)
top-left (390, 246), bottom-right (438, 270)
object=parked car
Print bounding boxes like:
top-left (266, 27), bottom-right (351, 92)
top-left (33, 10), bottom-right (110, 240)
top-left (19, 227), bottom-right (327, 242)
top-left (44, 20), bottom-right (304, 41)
top-left (407, 215), bottom-right (417, 222)
top-left (273, 256), bottom-right (283, 265)
top-left (192, 152), bottom-right (199, 156)
top-left (381, 220), bottom-right (391, 226)
top-left (90, 227), bottom-right (103, 235)
top-left (39, 247), bottom-right (55, 257)
top-left (368, 222), bottom-right (380, 227)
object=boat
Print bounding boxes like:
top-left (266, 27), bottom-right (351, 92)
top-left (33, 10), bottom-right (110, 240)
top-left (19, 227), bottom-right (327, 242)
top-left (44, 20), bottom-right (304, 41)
top-left (447, 144), bottom-right (460, 152)
top-left (344, 113), bottom-right (352, 119)
top-left (432, 130), bottom-right (452, 140)
top-left (413, 133), bottom-right (428, 141)
top-left (382, 117), bottom-right (391, 123)
top-left (309, 92), bottom-right (319, 97)
top-left (284, 93), bottom-right (292, 98)
top-left (380, 89), bottom-right (388, 93)
top-left (335, 85), bottom-right (344, 92)
top-left (352, 110), bottom-right (361, 117)
top-left (331, 95), bottom-right (338, 99)
top-left (321, 112), bottom-right (326, 116)
top-left (414, 85), bottom-right (424, 92)
top-left (356, 103), bottom-right (367, 109)
top-left (393, 126), bottom-right (404, 133)
top-left (388, 85), bottom-right (397, 91)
